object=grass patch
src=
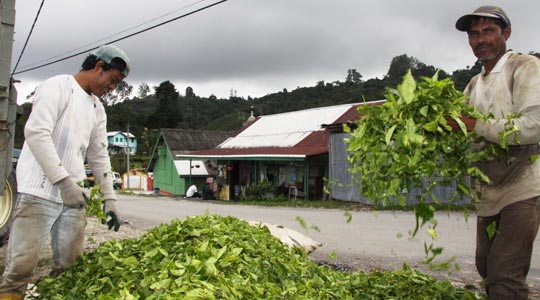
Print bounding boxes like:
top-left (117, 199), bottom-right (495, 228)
top-left (187, 198), bottom-right (373, 210)
top-left (116, 189), bottom-right (477, 212)
top-left (204, 198), bottom-right (476, 213)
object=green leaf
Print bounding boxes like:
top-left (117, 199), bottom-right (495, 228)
top-left (205, 257), bottom-right (218, 276)
top-left (487, 221), bottom-right (497, 240)
top-left (423, 120), bottom-right (438, 132)
top-left (427, 228), bottom-right (438, 240)
top-left (398, 70), bottom-right (417, 104)
top-left (150, 278), bottom-right (171, 290)
top-left (385, 124), bottom-right (397, 145)
top-left (344, 211), bottom-right (352, 223)
top-left (419, 105), bottom-right (429, 117)
top-left (144, 247), bottom-right (159, 259)
top-left (122, 256), bottom-right (138, 267)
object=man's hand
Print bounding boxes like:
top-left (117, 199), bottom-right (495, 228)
top-left (103, 199), bottom-right (121, 232)
top-left (446, 115), bottom-right (477, 132)
top-left (56, 177), bottom-right (88, 209)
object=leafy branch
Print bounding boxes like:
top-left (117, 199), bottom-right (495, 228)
top-left (345, 70), bottom-right (518, 263)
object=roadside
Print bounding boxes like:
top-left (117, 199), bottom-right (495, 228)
top-left (1, 216), bottom-right (486, 295)
top-left (115, 194), bottom-right (540, 299)
top-left (1, 194), bottom-right (539, 299)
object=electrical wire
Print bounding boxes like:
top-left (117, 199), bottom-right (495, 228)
top-left (11, 0), bottom-right (228, 76)
top-left (15, 0), bottom-right (208, 71)
top-left (11, 0), bottom-right (45, 75)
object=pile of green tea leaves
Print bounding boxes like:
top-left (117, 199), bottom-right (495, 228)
top-left (28, 214), bottom-right (480, 300)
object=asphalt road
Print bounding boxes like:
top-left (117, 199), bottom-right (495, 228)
top-left (116, 193), bottom-right (540, 289)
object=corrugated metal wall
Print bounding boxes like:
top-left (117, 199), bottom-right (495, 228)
top-left (329, 133), bottom-right (471, 205)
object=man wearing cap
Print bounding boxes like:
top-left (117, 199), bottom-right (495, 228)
top-left (453, 6), bottom-right (540, 299)
top-left (0, 45), bottom-right (131, 299)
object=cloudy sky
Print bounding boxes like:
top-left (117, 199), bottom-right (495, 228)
top-left (10, 0), bottom-right (540, 103)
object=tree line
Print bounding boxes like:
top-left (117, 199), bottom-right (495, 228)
top-left (14, 52), bottom-right (539, 155)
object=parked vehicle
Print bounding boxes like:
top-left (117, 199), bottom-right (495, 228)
top-left (85, 167), bottom-right (95, 188)
top-left (113, 172), bottom-right (122, 189)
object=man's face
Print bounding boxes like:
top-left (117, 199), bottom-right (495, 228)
top-left (467, 18), bottom-right (510, 64)
top-left (90, 67), bottom-right (125, 97)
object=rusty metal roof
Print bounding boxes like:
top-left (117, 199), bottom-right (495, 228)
top-left (160, 128), bottom-right (232, 157)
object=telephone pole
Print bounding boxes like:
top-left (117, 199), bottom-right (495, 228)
top-left (126, 123), bottom-right (130, 190)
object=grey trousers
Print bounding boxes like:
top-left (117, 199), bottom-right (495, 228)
top-left (0, 194), bottom-right (86, 296)
top-left (476, 196), bottom-right (540, 300)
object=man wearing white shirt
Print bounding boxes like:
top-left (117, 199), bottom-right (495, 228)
top-left (0, 45), bottom-right (130, 299)
top-left (186, 184), bottom-right (202, 198)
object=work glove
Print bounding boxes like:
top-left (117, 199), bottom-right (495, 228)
top-left (102, 199), bottom-right (121, 232)
top-left (56, 177), bottom-right (88, 209)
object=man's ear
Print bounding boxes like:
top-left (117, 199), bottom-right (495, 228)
top-left (94, 60), bottom-right (105, 71)
top-left (503, 27), bottom-right (511, 41)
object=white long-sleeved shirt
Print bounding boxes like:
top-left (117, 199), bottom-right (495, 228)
top-left (16, 75), bottom-right (115, 203)
top-left (465, 52), bottom-right (540, 216)
top-left (186, 185), bottom-right (198, 197)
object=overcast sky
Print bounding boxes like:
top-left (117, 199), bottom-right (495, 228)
top-left (10, 0), bottom-right (540, 103)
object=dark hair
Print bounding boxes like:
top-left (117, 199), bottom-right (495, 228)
top-left (81, 55), bottom-right (128, 74)
top-left (468, 16), bottom-right (509, 32)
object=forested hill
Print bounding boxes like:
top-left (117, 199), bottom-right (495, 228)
top-left (14, 52), bottom-right (537, 152)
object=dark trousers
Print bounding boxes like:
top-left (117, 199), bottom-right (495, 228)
top-left (476, 197), bottom-right (540, 300)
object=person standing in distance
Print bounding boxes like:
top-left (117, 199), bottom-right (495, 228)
top-left (0, 45), bottom-right (130, 299)
top-left (453, 6), bottom-right (540, 299)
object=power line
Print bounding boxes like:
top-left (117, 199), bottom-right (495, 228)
top-left (15, 0), bottom-right (208, 71)
top-left (11, 0), bottom-right (45, 74)
top-left (11, 0), bottom-right (228, 76)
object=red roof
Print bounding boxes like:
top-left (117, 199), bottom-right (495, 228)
top-left (189, 146), bottom-right (328, 157)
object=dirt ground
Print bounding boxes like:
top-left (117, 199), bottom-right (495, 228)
top-left (1, 217), bottom-right (539, 299)
top-left (0, 218), bottom-right (144, 297)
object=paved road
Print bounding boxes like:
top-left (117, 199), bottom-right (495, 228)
top-left (116, 193), bottom-right (540, 288)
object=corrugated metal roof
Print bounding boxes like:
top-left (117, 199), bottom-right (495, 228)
top-left (107, 131), bottom-right (135, 138)
top-left (218, 103), bottom-right (359, 149)
top-left (161, 128), bottom-right (232, 152)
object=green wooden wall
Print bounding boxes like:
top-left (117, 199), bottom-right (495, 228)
top-left (152, 145), bottom-right (185, 195)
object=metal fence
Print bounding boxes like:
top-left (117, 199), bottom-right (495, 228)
top-left (329, 133), bottom-right (472, 206)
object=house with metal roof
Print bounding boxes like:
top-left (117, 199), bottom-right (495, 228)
top-left (146, 128), bottom-right (232, 195)
top-left (107, 131), bottom-right (137, 154)
top-left (176, 103), bottom-right (363, 200)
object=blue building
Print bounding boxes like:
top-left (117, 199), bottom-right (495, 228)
top-left (107, 131), bottom-right (137, 155)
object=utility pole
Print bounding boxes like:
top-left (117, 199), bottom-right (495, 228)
top-left (0, 0), bottom-right (16, 188)
top-left (0, 0), bottom-right (18, 242)
top-left (126, 123), bottom-right (130, 190)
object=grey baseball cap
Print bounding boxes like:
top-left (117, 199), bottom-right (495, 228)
top-left (91, 45), bottom-right (131, 77)
top-left (455, 5), bottom-right (511, 32)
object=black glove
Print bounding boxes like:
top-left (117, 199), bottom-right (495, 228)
top-left (102, 199), bottom-right (120, 232)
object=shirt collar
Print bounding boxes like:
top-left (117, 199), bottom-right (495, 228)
top-left (481, 51), bottom-right (512, 75)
